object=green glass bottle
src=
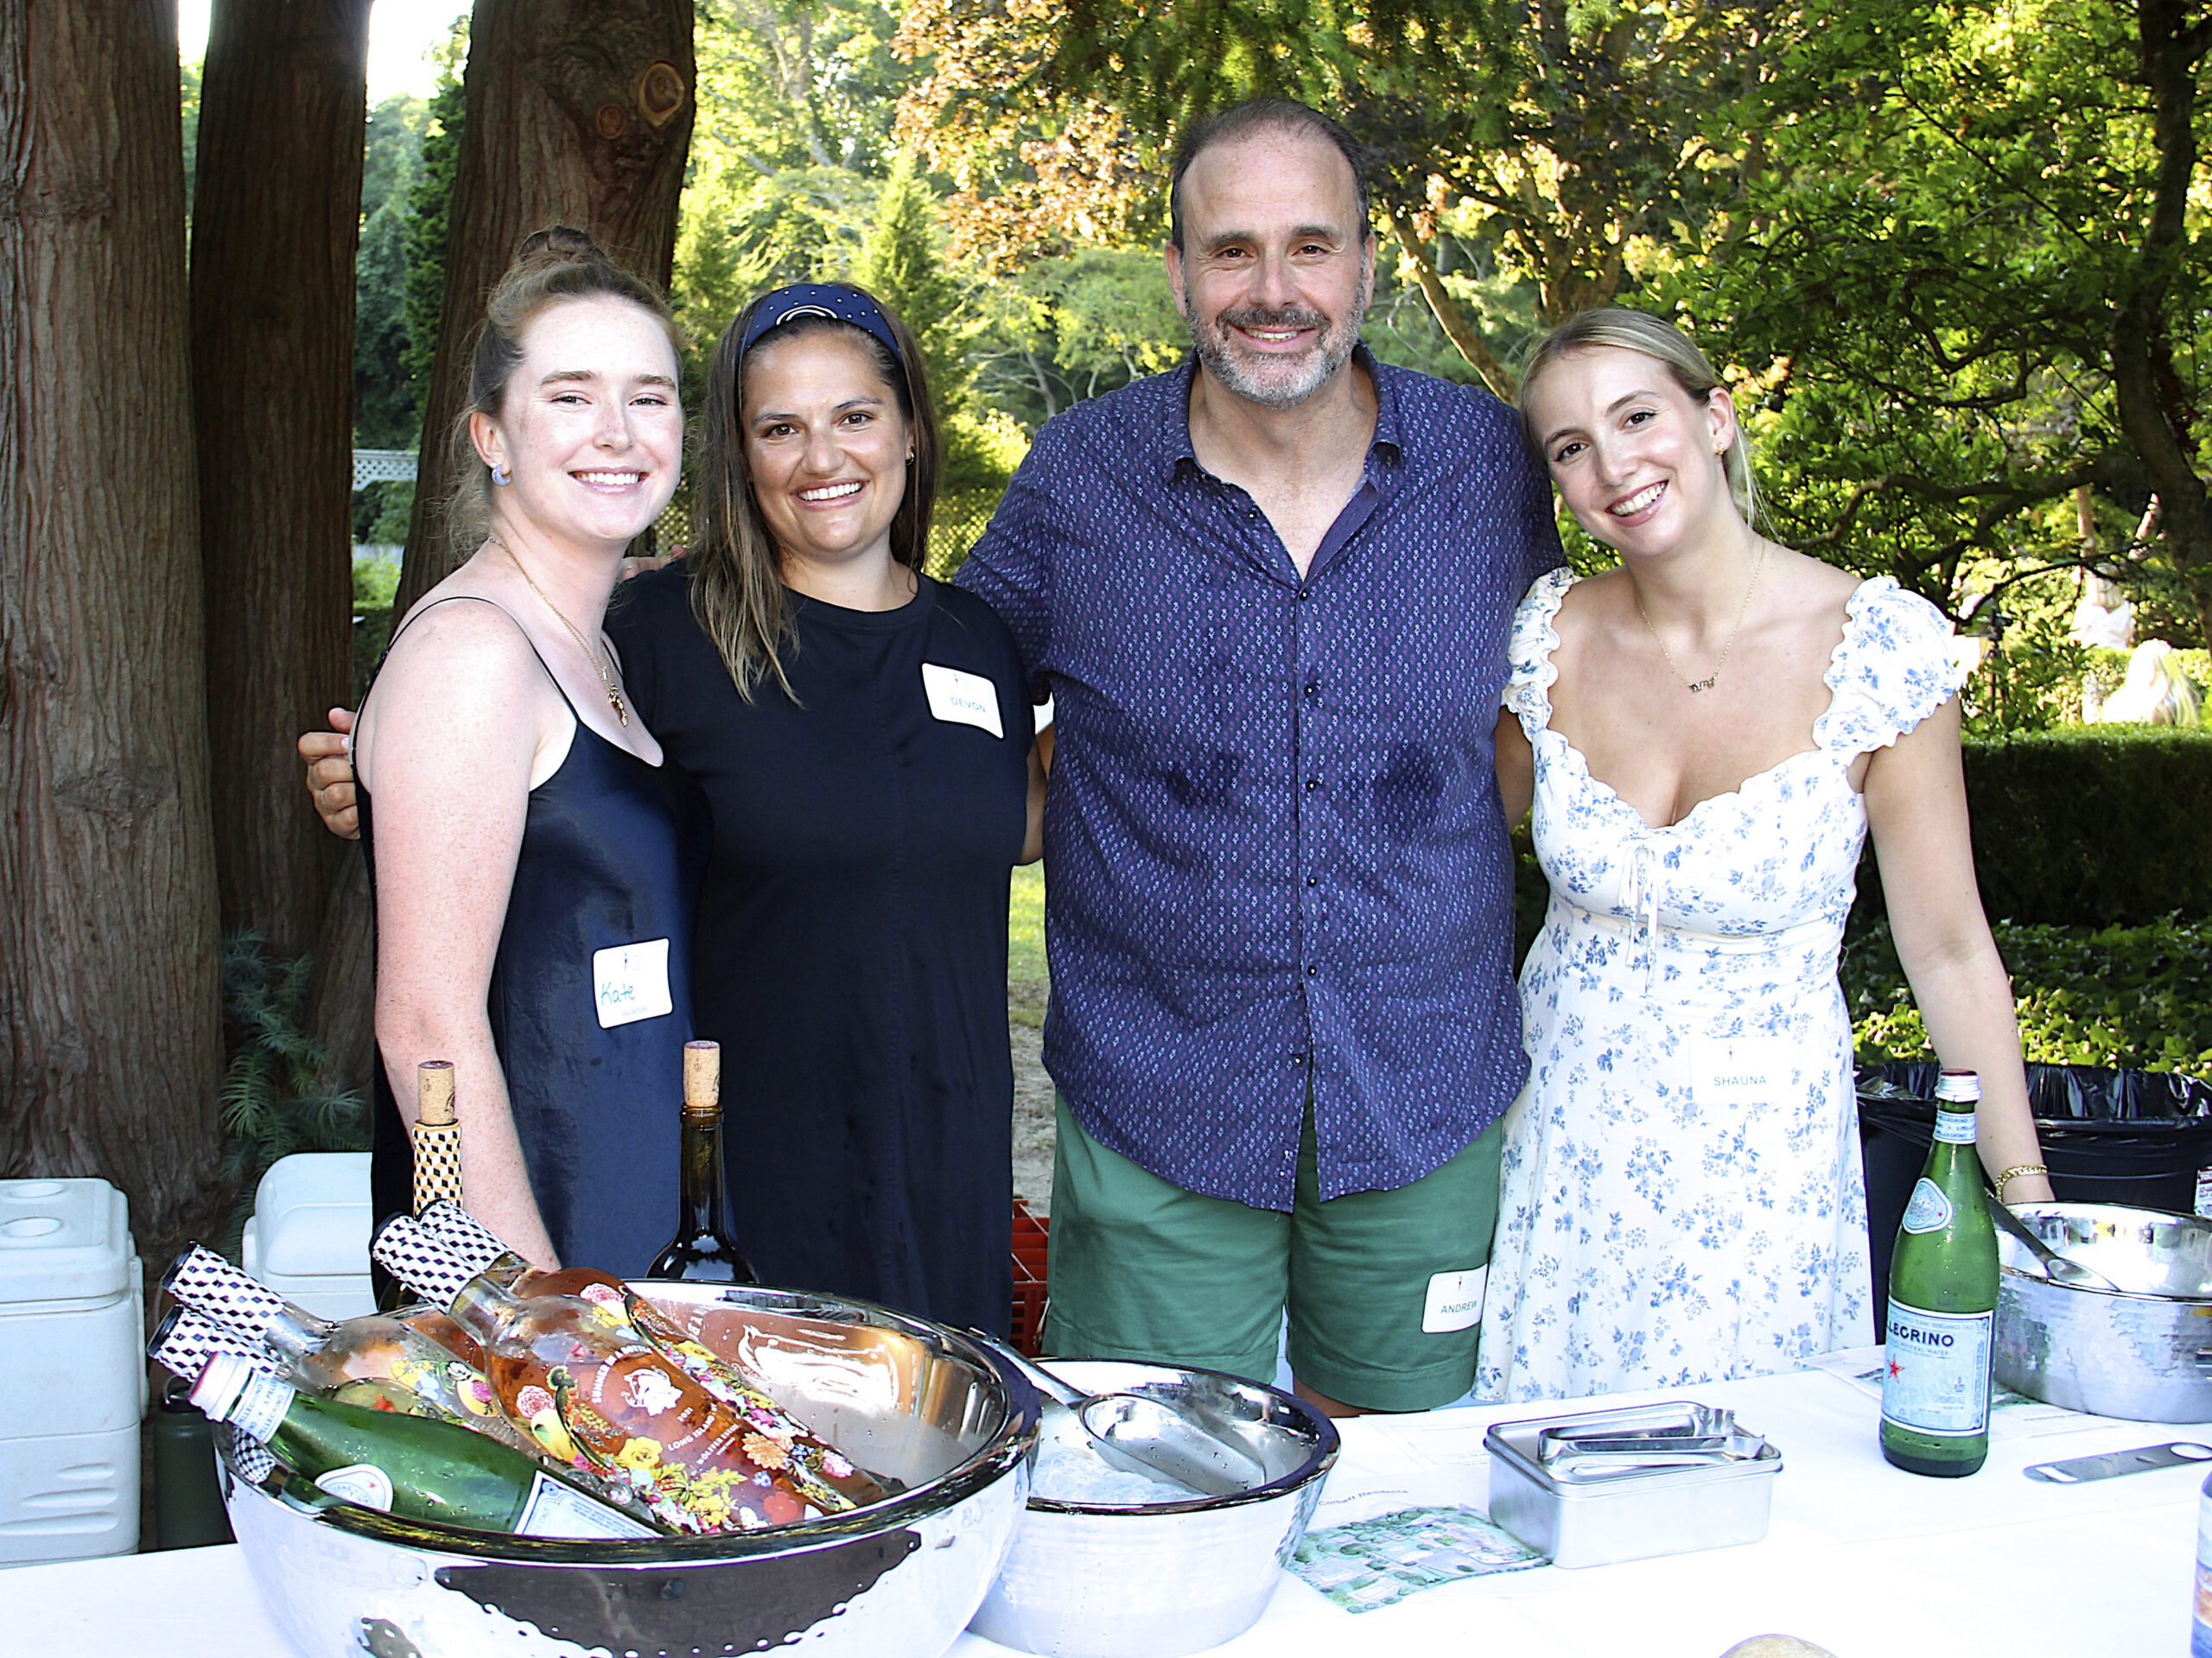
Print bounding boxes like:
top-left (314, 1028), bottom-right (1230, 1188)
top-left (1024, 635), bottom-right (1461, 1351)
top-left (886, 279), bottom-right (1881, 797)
top-left (1879, 1068), bottom-right (1999, 1477)
top-left (188, 1353), bottom-right (659, 1538)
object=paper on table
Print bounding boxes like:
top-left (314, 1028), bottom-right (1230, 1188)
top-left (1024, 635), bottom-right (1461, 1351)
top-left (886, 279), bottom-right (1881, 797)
top-left (1306, 1413), bottom-right (1495, 1528)
top-left (1804, 1344), bottom-right (2095, 1440)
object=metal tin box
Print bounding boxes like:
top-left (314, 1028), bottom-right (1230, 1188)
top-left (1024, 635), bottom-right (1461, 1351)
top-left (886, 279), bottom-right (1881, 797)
top-left (1484, 1402), bottom-right (1782, 1569)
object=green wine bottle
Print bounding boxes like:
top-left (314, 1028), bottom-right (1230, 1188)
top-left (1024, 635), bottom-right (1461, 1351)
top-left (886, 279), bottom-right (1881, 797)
top-left (1879, 1068), bottom-right (1999, 1477)
top-left (188, 1353), bottom-right (659, 1538)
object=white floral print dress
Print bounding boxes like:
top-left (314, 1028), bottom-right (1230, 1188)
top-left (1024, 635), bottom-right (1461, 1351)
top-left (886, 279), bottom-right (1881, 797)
top-left (1474, 568), bottom-right (1973, 1403)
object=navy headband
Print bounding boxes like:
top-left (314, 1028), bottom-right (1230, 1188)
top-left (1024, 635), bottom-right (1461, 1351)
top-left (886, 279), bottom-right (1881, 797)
top-left (738, 283), bottom-right (905, 365)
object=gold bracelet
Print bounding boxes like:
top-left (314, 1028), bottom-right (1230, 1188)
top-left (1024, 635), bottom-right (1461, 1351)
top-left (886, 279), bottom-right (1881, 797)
top-left (1992, 1164), bottom-right (2050, 1200)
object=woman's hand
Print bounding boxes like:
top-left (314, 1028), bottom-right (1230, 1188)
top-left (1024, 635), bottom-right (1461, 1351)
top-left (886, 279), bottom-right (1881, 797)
top-left (1866, 696), bottom-right (2055, 1204)
top-left (298, 708), bottom-right (360, 840)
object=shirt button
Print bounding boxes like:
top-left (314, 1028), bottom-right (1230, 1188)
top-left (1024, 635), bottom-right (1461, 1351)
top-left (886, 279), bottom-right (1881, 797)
top-left (1306, 875), bottom-right (1319, 887)
top-left (1306, 964), bottom-right (1319, 977)
top-left (1295, 588), bottom-right (1311, 602)
top-left (1304, 681), bottom-right (1320, 698)
top-left (1289, 1053), bottom-right (1307, 1066)
top-left (1305, 778), bottom-right (1319, 792)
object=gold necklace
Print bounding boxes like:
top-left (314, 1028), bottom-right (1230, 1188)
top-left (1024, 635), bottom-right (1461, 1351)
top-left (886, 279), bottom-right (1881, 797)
top-left (489, 536), bottom-right (629, 726)
top-left (1632, 542), bottom-right (1769, 695)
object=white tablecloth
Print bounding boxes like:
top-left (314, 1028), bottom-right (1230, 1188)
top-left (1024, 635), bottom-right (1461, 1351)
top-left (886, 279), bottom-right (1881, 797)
top-left (13, 1360), bottom-right (2198, 1657)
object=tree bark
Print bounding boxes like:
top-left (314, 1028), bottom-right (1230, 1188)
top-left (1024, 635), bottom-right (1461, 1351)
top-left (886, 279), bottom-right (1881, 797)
top-left (0, 0), bottom-right (226, 1249)
top-left (191, 0), bottom-right (372, 961)
top-left (396, 0), bottom-right (696, 611)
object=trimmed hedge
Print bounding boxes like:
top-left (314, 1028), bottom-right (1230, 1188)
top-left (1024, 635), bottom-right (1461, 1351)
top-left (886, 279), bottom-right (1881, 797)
top-left (1843, 917), bottom-right (2212, 1074)
top-left (1864, 727), bottom-right (2212, 927)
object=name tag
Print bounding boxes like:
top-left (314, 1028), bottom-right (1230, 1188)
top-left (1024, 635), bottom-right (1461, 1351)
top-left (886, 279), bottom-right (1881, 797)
top-left (1690, 1033), bottom-right (1795, 1109)
top-left (921, 663), bottom-right (1004, 740)
top-left (593, 938), bottom-right (673, 1029)
top-left (1422, 1266), bottom-right (1487, 1333)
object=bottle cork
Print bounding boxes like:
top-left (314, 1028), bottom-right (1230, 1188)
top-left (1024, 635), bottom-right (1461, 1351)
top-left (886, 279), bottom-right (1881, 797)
top-left (683, 1041), bottom-right (720, 1119)
top-left (411, 1060), bottom-right (464, 1211)
top-left (416, 1060), bottom-right (457, 1127)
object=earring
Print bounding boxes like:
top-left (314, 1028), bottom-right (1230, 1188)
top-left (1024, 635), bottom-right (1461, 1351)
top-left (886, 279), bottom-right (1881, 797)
top-left (492, 463), bottom-right (512, 486)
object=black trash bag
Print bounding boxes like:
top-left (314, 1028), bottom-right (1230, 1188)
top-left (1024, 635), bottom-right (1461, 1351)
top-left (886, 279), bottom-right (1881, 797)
top-left (1856, 1060), bottom-right (2212, 1325)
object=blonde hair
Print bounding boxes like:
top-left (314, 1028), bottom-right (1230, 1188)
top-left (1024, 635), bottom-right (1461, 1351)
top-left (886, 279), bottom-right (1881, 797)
top-left (441, 227), bottom-right (679, 556)
top-left (2100, 639), bottom-right (2201, 726)
top-left (1518, 308), bottom-right (1760, 525)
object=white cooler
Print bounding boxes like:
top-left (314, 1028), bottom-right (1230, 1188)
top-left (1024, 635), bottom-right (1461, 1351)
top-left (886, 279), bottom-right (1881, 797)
top-left (0, 1178), bottom-right (143, 1565)
top-left (239, 1152), bottom-right (376, 1320)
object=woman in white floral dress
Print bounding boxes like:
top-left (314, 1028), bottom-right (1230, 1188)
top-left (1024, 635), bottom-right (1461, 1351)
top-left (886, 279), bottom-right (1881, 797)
top-left (1475, 311), bottom-right (2053, 1403)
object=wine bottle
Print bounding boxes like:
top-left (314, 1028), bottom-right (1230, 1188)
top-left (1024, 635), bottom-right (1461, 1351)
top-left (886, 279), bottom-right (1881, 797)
top-left (648, 1042), bottom-right (758, 1285)
top-left (1880, 1068), bottom-right (1999, 1477)
top-left (189, 1353), bottom-right (660, 1539)
top-left (372, 1214), bottom-right (841, 1533)
top-left (413, 1199), bottom-right (890, 1509)
top-left (411, 1059), bottom-right (465, 1211)
top-left (153, 1302), bottom-right (435, 1417)
top-left (163, 1242), bottom-right (516, 1442)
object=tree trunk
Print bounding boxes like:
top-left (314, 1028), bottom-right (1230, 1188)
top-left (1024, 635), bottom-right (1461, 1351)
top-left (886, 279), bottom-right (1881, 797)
top-left (1384, 203), bottom-right (1516, 400)
top-left (396, 0), bottom-right (696, 611)
top-left (0, 0), bottom-right (226, 1251)
top-left (191, 0), bottom-right (372, 961)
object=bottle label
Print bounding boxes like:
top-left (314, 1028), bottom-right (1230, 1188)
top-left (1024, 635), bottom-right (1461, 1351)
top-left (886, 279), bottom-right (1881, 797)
top-left (1931, 1108), bottom-right (1976, 1146)
top-left (517, 1471), bottom-right (658, 1540)
top-left (1882, 1302), bottom-right (1993, 1435)
top-left (1901, 1178), bottom-right (1954, 1234)
top-left (315, 1463), bottom-right (396, 1511)
top-left (230, 1369), bottom-right (291, 1445)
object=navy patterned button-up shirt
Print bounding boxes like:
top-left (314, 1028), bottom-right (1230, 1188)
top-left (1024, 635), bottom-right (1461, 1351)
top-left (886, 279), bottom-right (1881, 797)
top-left (957, 350), bottom-right (1564, 1210)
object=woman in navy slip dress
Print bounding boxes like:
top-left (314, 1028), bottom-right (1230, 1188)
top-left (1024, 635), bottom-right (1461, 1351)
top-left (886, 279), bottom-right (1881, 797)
top-left (353, 231), bottom-right (696, 1276)
top-left (362, 599), bottom-right (699, 1274)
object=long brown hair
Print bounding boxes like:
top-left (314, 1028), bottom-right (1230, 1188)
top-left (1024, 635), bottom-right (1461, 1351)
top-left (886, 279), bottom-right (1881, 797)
top-left (440, 226), bottom-right (680, 557)
top-left (690, 284), bottom-right (941, 700)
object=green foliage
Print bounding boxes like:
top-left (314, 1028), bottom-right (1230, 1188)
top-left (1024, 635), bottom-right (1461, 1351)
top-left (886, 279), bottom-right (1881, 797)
top-left (402, 47), bottom-right (465, 400)
top-left (855, 150), bottom-right (975, 409)
top-left (1843, 917), bottom-right (2212, 1076)
top-left (353, 556), bottom-right (398, 697)
top-left (1008, 864), bottom-right (1047, 1028)
top-left (355, 95), bottom-right (430, 448)
top-left (217, 933), bottom-right (368, 1254)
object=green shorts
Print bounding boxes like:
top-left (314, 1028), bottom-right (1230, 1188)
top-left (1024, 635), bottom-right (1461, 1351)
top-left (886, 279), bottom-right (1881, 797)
top-left (1043, 1094), bottom-right (1503, 1413)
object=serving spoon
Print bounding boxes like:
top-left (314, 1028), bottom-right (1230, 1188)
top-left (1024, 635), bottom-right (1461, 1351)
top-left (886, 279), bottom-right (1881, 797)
top-left (1989, 1197), bottom-right (2124, 1293)
top-left (984, 1340), bottom-right (1269, 1498)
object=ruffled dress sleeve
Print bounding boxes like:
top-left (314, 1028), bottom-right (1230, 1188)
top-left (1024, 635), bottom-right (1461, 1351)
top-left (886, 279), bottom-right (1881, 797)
top-left (1502, 567), bottom-right (1576, 739)
top-left (1815, 576), bottom-right (1976, 759)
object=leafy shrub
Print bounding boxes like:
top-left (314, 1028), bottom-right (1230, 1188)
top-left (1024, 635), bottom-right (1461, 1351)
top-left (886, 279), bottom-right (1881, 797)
top-left (219, 932), bottom-right (368, 1255)
top-left (1850, 727), bottom-right (2212, 927)
top-left (1842, 917), bottom-right (2212, 1075)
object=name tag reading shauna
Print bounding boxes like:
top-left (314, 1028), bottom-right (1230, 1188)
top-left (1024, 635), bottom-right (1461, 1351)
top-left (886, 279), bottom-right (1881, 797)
top-left (592, 938), bottom-right (673, 1029)
top-left (920, 663), bottom-right (1004, 740)
top-left (1690, 1033), bottom-right (1796, 1108)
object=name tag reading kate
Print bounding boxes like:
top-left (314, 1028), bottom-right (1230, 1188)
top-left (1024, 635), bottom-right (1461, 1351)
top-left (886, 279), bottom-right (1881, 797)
top-left (1690, 1033), bottom-right (1796, 1109)
top-left (921, 663), bottom-right (1004, 740)
top-left (592, 938), bottom-right (673, 1029)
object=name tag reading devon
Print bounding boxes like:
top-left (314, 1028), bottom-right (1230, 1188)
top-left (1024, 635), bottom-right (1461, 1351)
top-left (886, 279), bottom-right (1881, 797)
top-left (921, 663), bottom-right (1003, 740)
top-left (1691, 1033), bottom-right (1796, 1109)
top-left (593, 938), bottom-right (672, 1030)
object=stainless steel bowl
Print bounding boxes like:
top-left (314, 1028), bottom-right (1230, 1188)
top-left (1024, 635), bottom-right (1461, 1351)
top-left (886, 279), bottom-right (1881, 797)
top-left (215, 1283), bottom-right (1040, 1658)
top-left (1995, 1202), bottom-right (2212, 1423)
top-left (969, 1359), bottom-right (1339, 1658)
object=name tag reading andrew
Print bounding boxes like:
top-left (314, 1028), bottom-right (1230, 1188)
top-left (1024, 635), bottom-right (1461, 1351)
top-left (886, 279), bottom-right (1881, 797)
top-left (1422, 1266), bottom-right (1487, 1333)
top-left (1690, 1033), bottom-right (1796, 1109)
top-left (593, 938), bottom-right (673, 1029)
top-left (921, 663), bottom-right (1004, 740)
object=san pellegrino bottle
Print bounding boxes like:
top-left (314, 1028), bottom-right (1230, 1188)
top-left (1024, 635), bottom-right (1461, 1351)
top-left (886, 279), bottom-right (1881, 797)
top-left (648, 1042), bottom-right (758, 1285)
top-left (1880, 1068), bottom-right (1999, 1477)
top-left (372, 1213), bottom-right (842, 1533)
top-left (163, 1242), bottom-right (518, 1445)
top-left (188, 1353), bottom-right (659, 1539)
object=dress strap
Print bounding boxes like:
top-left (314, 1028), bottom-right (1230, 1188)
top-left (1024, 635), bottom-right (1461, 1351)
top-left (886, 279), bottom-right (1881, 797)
top-left (381, 594), bottom-right (583, 719)
top-left (1503, 567), bottom-right (1577, 736)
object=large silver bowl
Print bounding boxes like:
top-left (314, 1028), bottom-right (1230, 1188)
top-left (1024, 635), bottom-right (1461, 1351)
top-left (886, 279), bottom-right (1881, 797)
top-left (215, 1283), bottom-right (1040, 1658)
top-left (1995, 1202), bottom-right (2212, 1423)
top-left (969, 1359), bottom-right (1338, 1658)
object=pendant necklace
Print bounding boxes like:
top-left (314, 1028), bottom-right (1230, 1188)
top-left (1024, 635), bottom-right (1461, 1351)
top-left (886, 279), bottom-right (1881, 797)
top-left (1633, 541), bottom-right (1769, 695)
top-left (490, 536), bottom-right (630, 726)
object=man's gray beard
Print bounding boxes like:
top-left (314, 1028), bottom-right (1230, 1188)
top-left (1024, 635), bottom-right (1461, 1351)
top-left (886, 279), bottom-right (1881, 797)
top-left (1185, 277), bottom-right (1370, 411)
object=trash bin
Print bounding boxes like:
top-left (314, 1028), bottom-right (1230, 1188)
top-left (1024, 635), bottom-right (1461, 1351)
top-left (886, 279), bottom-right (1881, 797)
top-left (1857, 1060), bottom-right (2212, 1325)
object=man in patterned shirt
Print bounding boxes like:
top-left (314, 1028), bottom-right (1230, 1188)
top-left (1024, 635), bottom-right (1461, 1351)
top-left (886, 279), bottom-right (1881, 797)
top-left (957, 98), bottom-right (1564, 1413)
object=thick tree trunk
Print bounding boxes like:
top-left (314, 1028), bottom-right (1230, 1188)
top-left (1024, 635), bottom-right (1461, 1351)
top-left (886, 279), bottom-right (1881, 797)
top-left (191, 0), bottom-right (372, 963)
top-left (396, 0), bottom-right (696, 610)
top-left (0, 0), bottom-right (226, 1249)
